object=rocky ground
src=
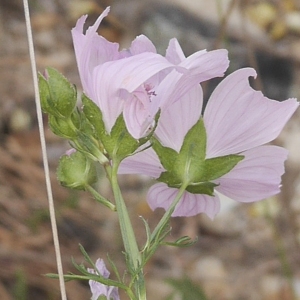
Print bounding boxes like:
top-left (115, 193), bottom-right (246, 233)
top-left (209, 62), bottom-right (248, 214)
top-left (1, 0), bottom-right (300, 299)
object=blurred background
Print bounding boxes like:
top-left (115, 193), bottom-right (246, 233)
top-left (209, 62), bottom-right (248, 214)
top-left (0, 0), bottom-right (300, 299)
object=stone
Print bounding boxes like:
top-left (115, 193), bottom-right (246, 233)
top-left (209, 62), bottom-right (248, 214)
top-left (191, 256), bottom-right (231, 299)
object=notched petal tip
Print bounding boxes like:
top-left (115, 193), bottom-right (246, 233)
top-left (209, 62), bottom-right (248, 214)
top-left (73, 7), bottom-right (110, 34)
top-left (204, 67), bottom-right (298, 157)
top-left (86, 6), bottom-right (110, 35)
top-left (232, 67), bottom-right (257, 80)
top-left (72, 14), bottom-right (88, 32)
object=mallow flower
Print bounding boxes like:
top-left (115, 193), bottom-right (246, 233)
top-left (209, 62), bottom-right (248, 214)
top-left (71, 7), bottom-right (229, 139)
top-left (88, 259), bottom-right (120, 300)
top-left (119, 68), bottom-right (299, 218)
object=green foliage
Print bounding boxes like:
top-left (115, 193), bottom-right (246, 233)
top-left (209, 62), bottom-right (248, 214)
top-left (82, 94), bottom-right (155, 164)
top-left (153, 118), bottom-right (244, 196)
top-left (165, 277), bottom-right (208, 300)
top-left (46, 244), bottom-right (129, 292)
top-left (39, 68), bottom-right (76, 118)
top-left (26, 208), bottom-right (50, 232)
top-left (39, 68), bottom-right (161, 168)
top-left (48, 115), bottom-right (77, 139)
top-left (163, 235), bottom-right (198, 248)
top-left (13, 269), bottom-right (28, 300)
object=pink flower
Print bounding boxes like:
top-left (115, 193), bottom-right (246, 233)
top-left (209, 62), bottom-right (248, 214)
top-left (119, 68), bottom-right (299, 218)
top-left (71, 7), bottom-right (229, 139)
top-left (88, 259), bottom-right (120, 300)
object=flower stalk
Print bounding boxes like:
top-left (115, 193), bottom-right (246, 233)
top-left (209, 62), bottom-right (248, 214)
top-left (108, 161), bottom-right (146, 300)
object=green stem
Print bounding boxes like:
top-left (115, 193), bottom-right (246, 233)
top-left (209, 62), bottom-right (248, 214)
top-left (150, 182), bottom-right (188, 242)
top-left (139, 182), bottom-right (189, 270)
top-left (108, 162), bottom-right (146, 300)
top-left (86, 185), bottom-right (116, 211)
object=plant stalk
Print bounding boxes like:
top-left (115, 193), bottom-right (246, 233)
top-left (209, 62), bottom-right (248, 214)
top-left (109, 162), bottom-right (146, 300)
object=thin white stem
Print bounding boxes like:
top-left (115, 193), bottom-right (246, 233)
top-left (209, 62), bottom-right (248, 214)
top-left (22, 1), bottom-right (67, 299)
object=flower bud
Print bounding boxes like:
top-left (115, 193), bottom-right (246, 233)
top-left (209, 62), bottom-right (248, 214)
top-left (39, 68), bottom-right (77, 118)
top-left (57, 151), bottom-right (97, 190)
top-left (48, 115), bottom-right (77, 139)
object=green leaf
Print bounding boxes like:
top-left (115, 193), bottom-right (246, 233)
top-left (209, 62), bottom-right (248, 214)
top-left (163, 236), bottom-right (198, 248)
top-left (107, 255), bottom-right (122, 283)
top-left (78, 244), bottom-right (96, 268)
top-left (166, 277), bottom-right (208, 300)
top-left (43, 67), bottom-right (77, 117)
top-left (86, 186), bottom-right (116, 211)
top-left (140, 216), bottom-right (152, 252)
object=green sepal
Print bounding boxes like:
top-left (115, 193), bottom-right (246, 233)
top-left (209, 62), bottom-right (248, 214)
top-left (82, 94), bottom-right (149, 163)
top-left (176, 118), bottom-right (206, 182)
top-left (38, 68), bottom-right (77, 118)
top-left (154, 118), bottom-right (207, 186)
top-left (48, 115), bottom-right (77, 139)
top-left (153, 118), bottom-right (244, 196)
top-left (82, 93), bottom-right (107, 141)
top-left (76, 131), bottom-right (108, 163)
top-left (39, 73), bottom-right (55, 115)
top-left (200, 154), bottom-right (244, 182)
top-left (57, 150), bottom-right (97, 190)
top-left (151, 137), bottom-right (179, 172)
top-left (185, 181), bottom-right (218, 195)
top-left (77, 109), bottom-right (98, 140)
top-left (109, 114), bottom-right (140, 162)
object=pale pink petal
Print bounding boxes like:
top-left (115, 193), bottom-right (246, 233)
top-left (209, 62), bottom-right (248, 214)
top-left (123, 92), bottom-right (150, 139)
top-left (71, 8), bottom-right (120, 95)
top-left (158, 49), bottom-right (229, 109)
top-left (215, 145), bottom-right (288, 202)
top-left (118, 147), bottom-right (164, 178)
top-left (147, 183), bottom-right (220, 218)
top-left (152, 38), bottom-right (186, 84)
top-left (204, 68), bottom-right (299, 158)
top-left (155, 85), bottom-right (203, 152)
top-left (118, 34), bottom-right (156, 58)
top-left (91, 52), bottom-right (176, 133)
top-left (129, 35), bottom-right (157, 55)
top-left (165, 38), bottom-right (186, 64)
top-left (180, 49), bottom-right (227, 70)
